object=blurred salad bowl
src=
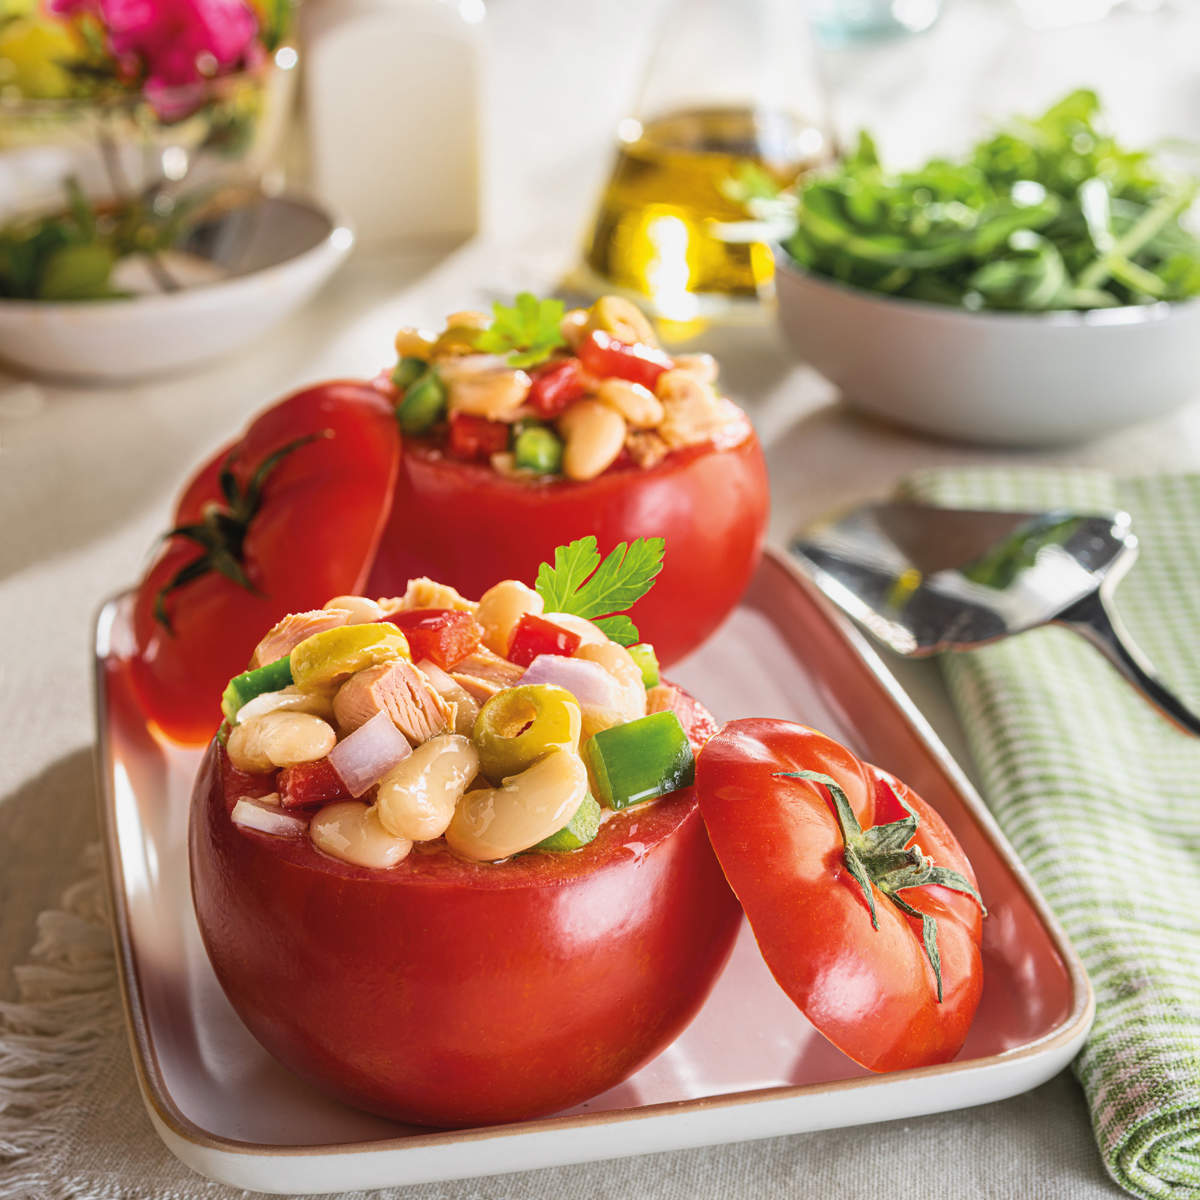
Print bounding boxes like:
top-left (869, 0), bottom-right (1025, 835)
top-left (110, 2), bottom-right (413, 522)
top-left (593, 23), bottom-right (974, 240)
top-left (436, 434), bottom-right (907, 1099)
top-left (0, 192), bottom-right (353, 381)
top-left (758, 90), bottom-right (1200, 445)
top-left (775, 258), bottom-right (1200, 445)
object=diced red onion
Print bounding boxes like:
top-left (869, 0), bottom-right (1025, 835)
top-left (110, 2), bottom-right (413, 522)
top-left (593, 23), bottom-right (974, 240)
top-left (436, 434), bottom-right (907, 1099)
top-left (327, 710), bottom-right (412, 797)
top-left (232, 796), bottom-right (308, 837)
top-left (519, 655), bottom-right (619, 708)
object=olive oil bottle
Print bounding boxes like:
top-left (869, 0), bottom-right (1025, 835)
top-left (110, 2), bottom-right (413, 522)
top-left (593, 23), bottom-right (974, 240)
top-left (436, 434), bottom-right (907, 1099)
top-left (583, 105), bottom-right (829, 314)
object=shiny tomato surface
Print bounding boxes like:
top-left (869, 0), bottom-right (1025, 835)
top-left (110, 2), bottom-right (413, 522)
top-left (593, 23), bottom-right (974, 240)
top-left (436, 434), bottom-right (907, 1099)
top-left (696, 719), bottom-right (984, 1072)
top-left (131, 383), bottom-right (399, 743)
top-left (367, 413), bottom-right (769, 666)
top-left (190, 745), bottom-right (743, 1128)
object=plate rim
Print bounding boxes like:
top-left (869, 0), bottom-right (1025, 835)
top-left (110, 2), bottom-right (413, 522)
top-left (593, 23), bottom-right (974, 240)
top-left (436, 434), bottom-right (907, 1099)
top-left (91, 545), bottom-right (1095, 1168)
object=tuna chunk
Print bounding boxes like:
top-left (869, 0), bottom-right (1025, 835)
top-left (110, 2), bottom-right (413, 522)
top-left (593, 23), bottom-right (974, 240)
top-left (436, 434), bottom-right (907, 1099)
top-left (334, 660), bottom-right (455, 743)
top-left (251, 609), bottom-right (351, 668)
top-left (450, 648), bottom-right (526, 701)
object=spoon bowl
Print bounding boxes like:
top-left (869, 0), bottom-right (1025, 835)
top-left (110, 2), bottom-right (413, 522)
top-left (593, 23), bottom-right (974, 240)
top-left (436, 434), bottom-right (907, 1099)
top-left (792, 501), bottom-right (1200, 736)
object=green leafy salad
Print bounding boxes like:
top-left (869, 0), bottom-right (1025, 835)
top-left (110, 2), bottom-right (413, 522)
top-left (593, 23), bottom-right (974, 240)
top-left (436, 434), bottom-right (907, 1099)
top-left (742, 90), bottom-right (1200, 312)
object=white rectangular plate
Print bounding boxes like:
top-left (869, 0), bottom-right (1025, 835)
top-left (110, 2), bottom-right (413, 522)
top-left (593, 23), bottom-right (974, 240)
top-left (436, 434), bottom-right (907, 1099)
top-left (93, 548), bottom-right (1093, 1195)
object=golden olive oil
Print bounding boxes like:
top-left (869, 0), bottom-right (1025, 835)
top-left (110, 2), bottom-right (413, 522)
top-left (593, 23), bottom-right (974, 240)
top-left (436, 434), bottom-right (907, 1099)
top-left (583, 106), bottom-right (829, 314)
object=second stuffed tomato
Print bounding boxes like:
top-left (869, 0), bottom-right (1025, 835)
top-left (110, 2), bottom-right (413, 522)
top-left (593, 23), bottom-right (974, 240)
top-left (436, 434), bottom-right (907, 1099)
top-left (367, 294), bottom-right (769, 667)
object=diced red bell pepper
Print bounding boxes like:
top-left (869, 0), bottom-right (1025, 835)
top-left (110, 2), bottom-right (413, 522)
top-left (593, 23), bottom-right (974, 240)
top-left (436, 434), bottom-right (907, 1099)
top-left (448, 412), bottom-right (511, 462)
top-left (278, 758), bottom-right (352, 810)
top-left (388, 607), bottom-right (482, 670)
top-left (577, 330), bottom-right (674, 390)
top-left (506, 613), bottom-right (583, 666)
top-left (528, 359), bottom-right (586, 417)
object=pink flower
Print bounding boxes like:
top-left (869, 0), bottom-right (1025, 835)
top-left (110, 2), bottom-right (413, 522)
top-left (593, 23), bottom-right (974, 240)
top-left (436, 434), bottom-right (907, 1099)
top-left (46, 0), bottom-right (259, 107)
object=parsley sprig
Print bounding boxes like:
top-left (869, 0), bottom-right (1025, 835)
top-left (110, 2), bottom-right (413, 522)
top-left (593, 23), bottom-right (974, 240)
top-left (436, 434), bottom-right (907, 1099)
top-left (535, 536), bottom-right (665, 646)
top-left (473, 292), bottom-right (567, 368)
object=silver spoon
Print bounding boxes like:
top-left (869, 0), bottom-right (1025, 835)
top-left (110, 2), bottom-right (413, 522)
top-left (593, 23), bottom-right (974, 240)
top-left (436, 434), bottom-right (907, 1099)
top-left (791, 500), bottom-right (1200, 737)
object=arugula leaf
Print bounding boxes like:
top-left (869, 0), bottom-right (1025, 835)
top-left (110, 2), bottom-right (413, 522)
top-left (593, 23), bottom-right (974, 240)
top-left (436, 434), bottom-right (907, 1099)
top-left (759, 89), bottom-right (1200, 312)
top-left (473, 292), bottom-right (567, 368)
top-left (535, 537), bottom-right (666, 647)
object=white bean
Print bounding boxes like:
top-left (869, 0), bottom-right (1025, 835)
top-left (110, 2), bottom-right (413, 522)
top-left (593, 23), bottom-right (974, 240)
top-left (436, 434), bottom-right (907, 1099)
top-left (226, 711), bottom-right (336, 772)
top-left (477, 579), bottom-right (543, 655)
top-left (559, 401), bottom-right (626, 481)
top-left (575, 641), bottom-right (646, 724)
top-left (324, 594), bottom-right (385, 624)
top-left (540, 612), bottom-right (608, 650)
top-left (232, 686), bottom-right (335, 726)
top-left (445, 748), bottom-right (588, 862)
top-left (442, 358), bottom-right (531, 420)
top-left (376, 734), bottom-right (479, 842)
top-left (310, 801), bottom-right (412, 869)
top-left (560, 308), bottom-right (590, 348)
top-left (595, 378), bottom-right (664, 429)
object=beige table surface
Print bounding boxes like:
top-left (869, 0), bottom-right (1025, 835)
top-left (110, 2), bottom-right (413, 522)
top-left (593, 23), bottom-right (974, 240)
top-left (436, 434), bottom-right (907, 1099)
top-left (3, 0), bottom-right (1199, 1196)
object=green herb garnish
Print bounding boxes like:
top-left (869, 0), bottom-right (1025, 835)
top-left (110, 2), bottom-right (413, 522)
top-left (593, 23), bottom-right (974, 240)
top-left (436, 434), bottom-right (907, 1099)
top-left (534, 536), bottom-right (665, 646)
top-left (473, 292), bottom-right (567, 368)
top-left (765, 89), bottom-right (1200, 311)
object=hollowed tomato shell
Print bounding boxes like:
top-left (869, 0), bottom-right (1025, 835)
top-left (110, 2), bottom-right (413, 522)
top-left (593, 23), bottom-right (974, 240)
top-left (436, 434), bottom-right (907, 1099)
top-left (366, 413), bottom-right (769, 667)
top-left (190, 743), bottom-right (743, 1128)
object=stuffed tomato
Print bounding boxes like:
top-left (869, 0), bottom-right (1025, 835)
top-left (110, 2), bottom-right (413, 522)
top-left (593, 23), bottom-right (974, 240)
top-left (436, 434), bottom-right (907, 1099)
top-left (367, 294), bottom-right (769, 667)
top-left (189, 539), bottom-right (742, 1127)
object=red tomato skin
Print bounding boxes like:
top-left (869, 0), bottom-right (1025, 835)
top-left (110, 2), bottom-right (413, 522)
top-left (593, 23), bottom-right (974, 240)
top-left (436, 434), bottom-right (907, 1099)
top-left (190, 742), bottom-right (742, 1127)
top-left (386, 608), bottom-right (482, 669)
top-left (368, 413), bottom-right (768, 667)
top-left (130, 383), bottom-right (400, 745)
top-left (695, 719), bottom-right (983, 1073)
top-left (506, 613), bottom-right (582, 666)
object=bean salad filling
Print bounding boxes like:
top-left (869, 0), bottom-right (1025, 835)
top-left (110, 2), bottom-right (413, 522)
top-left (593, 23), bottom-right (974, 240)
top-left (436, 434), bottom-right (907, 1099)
top-left (386, 293), bottom-right (744, 480)
top-left (218, 538), bottom-right (714, 868)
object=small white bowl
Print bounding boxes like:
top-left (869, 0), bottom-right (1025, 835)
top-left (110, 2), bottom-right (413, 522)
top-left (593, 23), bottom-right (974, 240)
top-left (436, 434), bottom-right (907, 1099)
top-left (0, 193), bottom-right (353, 383)
top-left (774, 253), bottom-right (1200, 446)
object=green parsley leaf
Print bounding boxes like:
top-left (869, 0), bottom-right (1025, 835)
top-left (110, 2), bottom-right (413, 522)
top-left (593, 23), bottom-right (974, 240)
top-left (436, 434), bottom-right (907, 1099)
top-left (473, 292), bottom-right (567, 368)
top-left (535, 536), bottom-right (665, 645)
top-left (593, 614), bottom-right (639, 646)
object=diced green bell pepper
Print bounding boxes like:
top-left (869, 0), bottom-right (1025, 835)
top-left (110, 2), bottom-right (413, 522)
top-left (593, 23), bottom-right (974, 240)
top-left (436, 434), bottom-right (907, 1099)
top-left (391, 355), bottom-right (428, 391)
top-left (512, 424), bottom-right (563, 474)
top-left (627, 643), bottom-right (659, 688)
top-left (584, 710), bottom-right (694, 811)
top-left (534, 791), bottom-right (601, 851)
top-left (396, 368), bottom-right (447, 435)
top-left (220, 654), bottom-right (293, 722)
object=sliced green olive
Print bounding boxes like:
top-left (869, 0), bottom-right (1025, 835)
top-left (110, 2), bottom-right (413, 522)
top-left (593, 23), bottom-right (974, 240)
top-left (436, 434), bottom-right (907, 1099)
top-left (290, 622), bottom-right (410, 691)
top-left (473, 684), bottom-right (581, 784)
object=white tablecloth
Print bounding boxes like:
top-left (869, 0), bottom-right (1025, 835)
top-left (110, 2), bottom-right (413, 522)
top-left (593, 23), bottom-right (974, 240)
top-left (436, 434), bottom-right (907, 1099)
top-left (3, 0), bottom-right (1199, 1195)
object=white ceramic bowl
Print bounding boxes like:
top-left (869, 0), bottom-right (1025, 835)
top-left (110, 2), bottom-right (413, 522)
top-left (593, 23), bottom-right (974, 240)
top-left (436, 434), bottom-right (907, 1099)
top-left (0, 194), bottom-right (353, 382)
top-left (774, 253), bottom-right (1200, 446)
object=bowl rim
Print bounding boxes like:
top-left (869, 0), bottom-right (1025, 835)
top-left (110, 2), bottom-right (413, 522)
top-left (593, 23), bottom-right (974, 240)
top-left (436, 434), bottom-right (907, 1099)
top-left (0, 192), bottom-right (353, 316)
top-left (772, 243), bottom-right (1200, 328)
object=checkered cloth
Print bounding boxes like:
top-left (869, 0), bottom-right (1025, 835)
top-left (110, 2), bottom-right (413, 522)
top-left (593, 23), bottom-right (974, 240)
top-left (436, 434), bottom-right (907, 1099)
top-left (901, 468), bottom-right (1200, 1200)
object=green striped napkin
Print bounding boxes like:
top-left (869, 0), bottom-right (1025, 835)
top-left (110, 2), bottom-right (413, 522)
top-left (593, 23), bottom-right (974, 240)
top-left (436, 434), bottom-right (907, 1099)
top-left (899, 467), bottom-right (1200, 1200)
